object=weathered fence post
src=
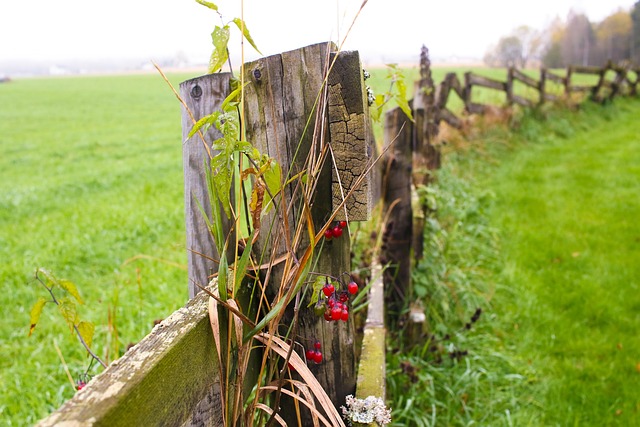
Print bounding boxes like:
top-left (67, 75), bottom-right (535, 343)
top-left (565, 66), bottom-right (573, 99)
top-left (180, 74), bottom-right (233, 299)
top-left (241, 42), bottom-right (374, 423)
top-left (506, 67), bottom-right (515, 106)
top-left (538, 67), bottom-right (547, 105)
top-left (381, 105), bottom-right (413, 316)
top-left (411, 45), bottom-right (440, 261)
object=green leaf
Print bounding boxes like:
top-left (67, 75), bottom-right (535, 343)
top-left (232, 18), bottom-right (262, 54)
top-left (58, 279), bottom-right (84, 305)
top-left (203, 162), bottom-right (226, 250)
top-left (395, 78), bottom-right (414, 122)
top-left (77, 321), bottom-right (95, 349)
top-left (37, 268), bottom-right (59, 288)
top-left (221, 84), bottom-right (245, 111)
top-left (210, 155), bottom-right (232, 218)
top-left (209, 25), bottom-right (230, 73)
top-left (262, 161), bottom-right (281, 213)
top-left (307, 275), bottom-right (327, 308)
top-left (188, 112), bottom-right (220, 139)
top-left (28, 297), bottom-right (47, 336)
top-left (57, 297), bottom-right (78, 332)
top-left (195, 0), bottom-right (219, 11)
top-left (218, 251), bottom-right (229, 300)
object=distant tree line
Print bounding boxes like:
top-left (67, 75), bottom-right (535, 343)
top-left (484, 1), bottom-right (640, 68)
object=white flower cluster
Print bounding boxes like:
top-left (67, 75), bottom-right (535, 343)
top-left (341, 394), bottom-right (392, 426)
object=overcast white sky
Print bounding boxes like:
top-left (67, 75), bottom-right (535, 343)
top-left (0, 0), bottom-right (636, 66)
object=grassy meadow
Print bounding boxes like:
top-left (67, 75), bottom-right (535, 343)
top-left (0, 72), bottom-right (199, 425)
top-left (0, 62), bottom-right (637, 426)
top-left (483, 100), bottom-right (640, 425)
top-left (415, 97), bottom-right (640, 425)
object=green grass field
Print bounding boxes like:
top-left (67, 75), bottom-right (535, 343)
top-left (484, 100), bottom-right (640, 425)
top-left (0, 72), bottom-right (199, 425)
top-left (427, 97), bottom-right (640, 425)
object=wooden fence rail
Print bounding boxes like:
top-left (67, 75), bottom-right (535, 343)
top-left (432, 61), bottom-right (640, 130)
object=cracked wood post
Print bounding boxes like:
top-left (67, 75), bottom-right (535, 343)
top-left (242, 42), bottom-right (373, 423)
top-left (180, 74), bottom-right (233, 299)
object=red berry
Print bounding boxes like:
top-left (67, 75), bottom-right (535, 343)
top-left (324, 310), bottom-right (332, 321)
top-left (313, 350), bottom-right (323, 364)
top-left (76, 381), bottom-right (86, 391)
top-left (341, 309), bottom-right (349, 322)
top-left (306, 349), bottom-right (315, 361)
top-left (324, 229), bottom-right (333, 240)
top-left (339, 220), bottom-right (347, 229)
top-left (347, 281), bottom-right (358, 295)
top-left (314, 340), bottom-right (321, 350)
top-left (323, 283), bottom-right (335, 297)
top-left (327, 298), bottom-right (335, 308)
top-left (331, 306), bottom-right (342, 321)
top-left (339, 292), bottom-right (349, 303)
top-left (332, 226), bottom-right (343, 238)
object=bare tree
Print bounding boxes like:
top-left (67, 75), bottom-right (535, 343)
top-left (561, 11), bottom-right (595, 66)
top-left (485, 26), bottom-right (544, 68)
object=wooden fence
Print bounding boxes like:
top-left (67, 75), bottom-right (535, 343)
top-left (435, 60), bottom-right (640, 129)
top-left (37, 45), bottom-right (639, 426)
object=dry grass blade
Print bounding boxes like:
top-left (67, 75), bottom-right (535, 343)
top-left (207, 293), bottom-right (227, 427)
top-left (261, 381), bottom-right (324, 427)
top-left (196, 281), bottom-right (255, 327)
top-left (288, 379), bottom-right (320, 427)
top-left (227, 299), bottom-right (244, 346)
top-left (255, 404), bottom-right (287, 426)
top-left (254, 333), bottom-right (346, 427)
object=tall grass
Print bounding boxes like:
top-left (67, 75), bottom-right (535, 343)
top-left (386, 151), bottom-right (527, 426)
top-left (387, 94), bottom-right (640, 425)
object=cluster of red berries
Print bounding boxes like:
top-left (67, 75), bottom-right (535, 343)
top-left (324, 220), bottom-right (348, 241)
top-left (315, 276), bottom-right (359, 323)
top-left (75, 373), bottom-right (90, 391)
top-left (305, 340), bottom-right (323, 364)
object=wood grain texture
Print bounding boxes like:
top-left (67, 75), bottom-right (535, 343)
top-left (327, 50), bottom-right (373, 221)
top-left (381, 106), bottom-right (413, 314)
top-left (242, 42), bottom-right (357, 422)
top-left (37, 290), bottom-right (222, 427)
top-left (436, 107), bottom-right (463, 129)
top-left (180, 74), bottom-right (232, 298)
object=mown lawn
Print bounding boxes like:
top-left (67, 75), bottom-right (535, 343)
top-left (492, 99), bottom-right (640, 425)
top-left (469, 98), bottom-right (640, 425)
top-left (386, 95), bottom-right (640, 426)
